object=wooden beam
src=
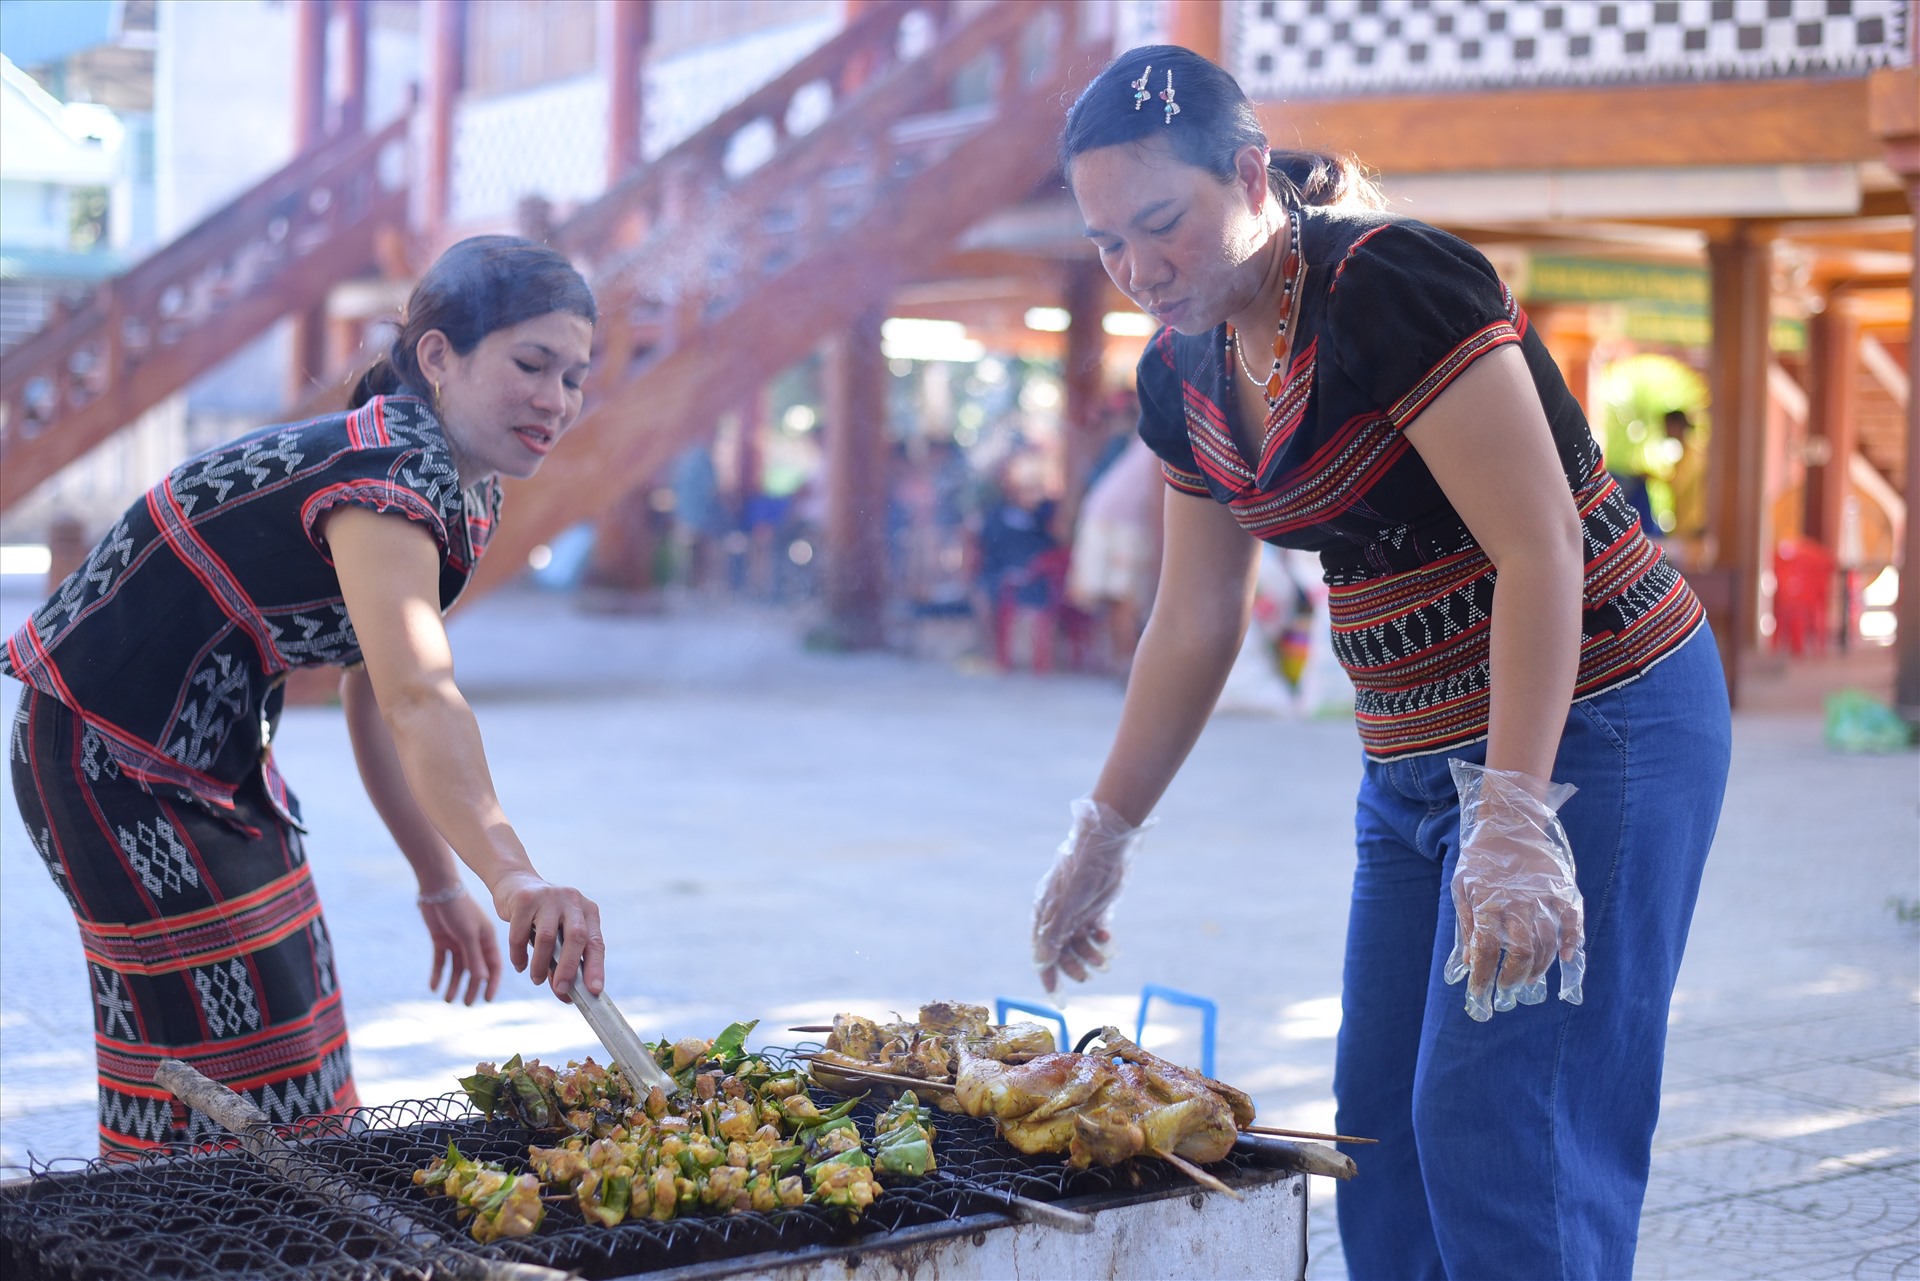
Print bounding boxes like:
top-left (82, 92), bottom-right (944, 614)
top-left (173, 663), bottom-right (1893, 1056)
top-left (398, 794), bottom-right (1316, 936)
top-left (337, 0), bottom-right (369, 136)
top-left (1168, 0), bottom-right (1223, 65)
top-left (1260, 78), bottom-right (1884, 175)
top-left (1803, 305), bottom-right (1861, 555)
top-left (1704, 223), bottom-right (1775, 705)
top-left (293, 0), bottom-right (328, 151)
top-left (1062, 257), bottom-right (1107, 502)
top-left (422, 0), bottom-right (463, 239)
top-left (822, 305), bottom-right (890, 649)
top-left (606, 0), bottom-right (649, 185)
top-left (1894, 169), bottom-right (1920, 720)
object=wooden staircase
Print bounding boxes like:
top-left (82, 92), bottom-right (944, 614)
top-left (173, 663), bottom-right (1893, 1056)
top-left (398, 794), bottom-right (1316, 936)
top-left (0, 115), bottom-right (410, 510)
top-left (467, 0), bottom-right (1109, 596)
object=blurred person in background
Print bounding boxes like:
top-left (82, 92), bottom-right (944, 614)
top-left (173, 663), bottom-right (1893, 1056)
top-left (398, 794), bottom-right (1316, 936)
top-left (975, 451), bottom-right (1061, 668)
top-left (1029, 47), bottom-right (1729, 1280)
top-left (1663, 408), bottom-right (1710, 569)
top-left (2, 237), bottom-right (607, 1154)
top-left (1067, 434), bottom-right (1165, 675)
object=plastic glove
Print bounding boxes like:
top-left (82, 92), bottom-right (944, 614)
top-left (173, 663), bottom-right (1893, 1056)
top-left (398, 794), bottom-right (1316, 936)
top-left (1443, 760), bottom-right (1585, 1021)
top-left (1032, 798), bottom-right (1153, 992)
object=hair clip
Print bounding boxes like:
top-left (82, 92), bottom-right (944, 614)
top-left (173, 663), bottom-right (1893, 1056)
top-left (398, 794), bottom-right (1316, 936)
top-left (1131, 65), bottom-right (1152, 110)
top-left (1160, 70), bottom-right (1179, 124)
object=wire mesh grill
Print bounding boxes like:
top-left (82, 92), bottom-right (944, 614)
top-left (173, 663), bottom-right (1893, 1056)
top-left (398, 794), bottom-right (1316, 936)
top-left (2, 1049), bottom-right (1266, 1280)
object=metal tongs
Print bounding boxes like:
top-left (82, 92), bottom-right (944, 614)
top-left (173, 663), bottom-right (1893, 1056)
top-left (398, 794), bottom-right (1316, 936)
top-left (552, 934), bottom-right (677, 1096)
top-left (568, 979), bottom-right (680, 1096)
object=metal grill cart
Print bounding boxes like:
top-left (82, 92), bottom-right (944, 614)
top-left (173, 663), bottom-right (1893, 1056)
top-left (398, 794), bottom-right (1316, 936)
top-left (0, 1067), bottom-right (1313, 1280)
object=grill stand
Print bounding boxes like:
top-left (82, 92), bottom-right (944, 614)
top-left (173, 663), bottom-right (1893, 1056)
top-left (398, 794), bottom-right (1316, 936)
top-left (625, 1167), bottom-right (1309, 1281)
top-left (156, 1059), bottom-right (568, 1281)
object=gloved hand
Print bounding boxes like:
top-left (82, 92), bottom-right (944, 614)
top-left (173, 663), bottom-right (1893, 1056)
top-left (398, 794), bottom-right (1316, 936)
top-left (1032, 797), bottom-right (1153, 992)
top-left (1443, 760), bottom-right (1585, 1021)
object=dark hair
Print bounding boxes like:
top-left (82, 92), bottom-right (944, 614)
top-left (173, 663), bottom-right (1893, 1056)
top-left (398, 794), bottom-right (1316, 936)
top-left (1060, 45), bottom-right (1383, 211)
top-left (348, 235), bottom-right (597, 411)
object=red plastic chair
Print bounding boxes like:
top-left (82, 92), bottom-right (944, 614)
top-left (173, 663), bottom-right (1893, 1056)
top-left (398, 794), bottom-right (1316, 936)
top-left (1772, 537), bottom-right (1836, 658)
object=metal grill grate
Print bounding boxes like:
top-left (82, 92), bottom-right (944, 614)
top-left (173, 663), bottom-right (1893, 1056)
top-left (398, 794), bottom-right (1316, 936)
top-left (2, 1058), bottom-right (1266, 1280)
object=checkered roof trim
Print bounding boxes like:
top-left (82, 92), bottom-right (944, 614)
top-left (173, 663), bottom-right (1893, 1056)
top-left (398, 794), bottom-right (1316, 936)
top-left (1231, 0), bottom-right (1912, 98)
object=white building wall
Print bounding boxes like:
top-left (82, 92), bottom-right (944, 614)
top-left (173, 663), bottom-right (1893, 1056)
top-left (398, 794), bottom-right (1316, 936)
top-left (153, 0), bottom-right (295, 240)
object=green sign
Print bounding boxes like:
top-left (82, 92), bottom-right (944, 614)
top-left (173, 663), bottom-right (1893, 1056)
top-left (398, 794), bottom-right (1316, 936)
top-left (1525, 256), bottom-right (1805, 353)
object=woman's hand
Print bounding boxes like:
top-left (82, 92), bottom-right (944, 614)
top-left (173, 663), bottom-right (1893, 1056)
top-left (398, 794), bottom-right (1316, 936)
top-left (1443, 761), bottom-right (1585, 1021)
top-left (1033, 798), bottom-right (1153, 992)
top-left (490, 871), bottom-right (606, 1001)
top-left (420, 890), bottom-right (503, 1005)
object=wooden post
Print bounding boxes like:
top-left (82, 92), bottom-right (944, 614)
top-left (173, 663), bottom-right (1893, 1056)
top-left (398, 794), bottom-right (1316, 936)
top-left (1895, 164), bottom-right (1920, 720)
top-left (821, 305), bottom-right (890, 649)
top-left (1062, 257), bottom-right (1108, 513)
top-left (1168, 0), bottom-right (1224, 63)
top-left (290, 0), bottom-right (331, 405)
top-left (1802, 302), bottom-right (1860, 556)
top-left (1704, 221), bottom-right (1775, 705)
top-left (337, 0), bottom-right (369, 136)
top-left (422, 0), bottom-right (464, 242)
top-left (606, 0), bottom-right (650, 184)
top-left (293, 0), bottom-right (328, 150)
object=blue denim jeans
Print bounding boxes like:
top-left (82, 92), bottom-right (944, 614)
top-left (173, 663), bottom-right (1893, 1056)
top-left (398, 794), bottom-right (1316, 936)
top-left (1333, 625), bottom-right (1731, 1281)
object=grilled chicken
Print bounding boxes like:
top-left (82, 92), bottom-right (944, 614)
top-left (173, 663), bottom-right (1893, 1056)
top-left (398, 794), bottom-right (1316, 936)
top-left (952, 1029), bottom-right (1242, 1168)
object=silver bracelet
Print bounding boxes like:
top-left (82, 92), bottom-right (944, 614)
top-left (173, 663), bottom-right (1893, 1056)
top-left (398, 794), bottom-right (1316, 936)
top-left (416, 885), bottom-right (466, 907)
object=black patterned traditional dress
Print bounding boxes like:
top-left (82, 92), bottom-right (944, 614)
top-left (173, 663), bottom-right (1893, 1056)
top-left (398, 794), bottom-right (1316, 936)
top-left (1135, 206), bottom-right (1703, 760)
top-left (2, 394), bottom-right (499, 1154)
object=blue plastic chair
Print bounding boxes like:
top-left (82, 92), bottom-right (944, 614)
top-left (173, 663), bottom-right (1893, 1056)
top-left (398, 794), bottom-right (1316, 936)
top-left (994, 998), bottom-right (1070, 1053)
top-left (1134, 984), bottom-right (1217, 1079)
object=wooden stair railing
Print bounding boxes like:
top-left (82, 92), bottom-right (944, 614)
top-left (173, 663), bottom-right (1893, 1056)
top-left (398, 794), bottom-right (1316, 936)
top-left (468, 0), bottom-right (1108, 597)
top-left (0, 114), bottom-right (411, 510)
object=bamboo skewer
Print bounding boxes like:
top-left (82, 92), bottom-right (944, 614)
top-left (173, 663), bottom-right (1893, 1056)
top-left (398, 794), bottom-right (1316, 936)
top-left (1243, 1124), bottom-right (1377, 1145)
top-left (1158, 1151), bottom-right (1243, 1200)
top-left (156, 1060), bottom-right (568, 1281)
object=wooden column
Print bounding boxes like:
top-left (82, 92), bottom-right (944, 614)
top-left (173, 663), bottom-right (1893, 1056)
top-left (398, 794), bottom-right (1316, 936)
top-left (1893, 160), bottom-right (1920, 719)
top-left (1062, 258), bottom-right (1108, 508)
top-left (293, 0), bottom-right (328, 150)
top-left (1802, 302), bottom-right (1861, 555)
top-left (1704, 222), bottom-right (1775, 704)
top-left (421, 0), bottom-right (464, 242)
top-left (821, 306), bottom-right (890, 649)
top-left (1168, 0), bottom-right (1223, 63)
top-left (606, 0), bottom-right (650, 184)
top-left (337, 0), bottom-right (369, 136)
top-left (289, 0), bottom-right (330, 404)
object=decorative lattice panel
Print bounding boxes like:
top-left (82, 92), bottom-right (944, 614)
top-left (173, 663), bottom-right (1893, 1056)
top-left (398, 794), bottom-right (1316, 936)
top-left (1231, 0), bottom-right (1912, 98)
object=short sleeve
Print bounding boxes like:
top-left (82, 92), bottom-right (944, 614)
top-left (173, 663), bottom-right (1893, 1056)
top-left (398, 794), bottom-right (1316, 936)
top-left (299, 396), bottom-right (463, 563)
top-left (1133, 328), bottom-right (1209, 497)
top-left (1325, 221), bottom-right (1521, 432)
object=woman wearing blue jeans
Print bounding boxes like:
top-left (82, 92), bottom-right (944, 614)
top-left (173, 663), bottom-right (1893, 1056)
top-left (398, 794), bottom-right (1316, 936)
top-left (1030, 46), bottom-right (1731, 1280)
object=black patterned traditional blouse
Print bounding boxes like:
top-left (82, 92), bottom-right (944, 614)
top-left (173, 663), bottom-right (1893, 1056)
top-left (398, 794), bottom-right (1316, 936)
top-left (1136, 205), bottom-right (1703, 760)
top-left (1, 395), bottom-right (500, 826)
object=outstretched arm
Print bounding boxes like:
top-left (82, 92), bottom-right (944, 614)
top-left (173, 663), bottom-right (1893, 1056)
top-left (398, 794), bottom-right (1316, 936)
top-left (1035, 488), bottom-right (1259, 990)
top-left (341, 662), bottom-right (503, 1005)
top-left (323, 504), bottom-right (604, 999)
top-left (1092, 488), bottom-right (1262, 824)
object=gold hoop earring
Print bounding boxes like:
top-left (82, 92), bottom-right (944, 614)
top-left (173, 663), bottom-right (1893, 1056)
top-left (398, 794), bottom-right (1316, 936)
top-left (433, 380), bottom-right (443, 414)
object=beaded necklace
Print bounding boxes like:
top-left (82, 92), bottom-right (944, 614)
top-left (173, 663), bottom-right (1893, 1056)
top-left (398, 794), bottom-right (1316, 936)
top-left (1226, 210), bottom-right (1303, 412)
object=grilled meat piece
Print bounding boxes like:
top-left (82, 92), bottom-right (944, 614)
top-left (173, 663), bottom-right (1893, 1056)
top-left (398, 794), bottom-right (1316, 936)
top-left (952, 1032), bottom-right (1240, 1169)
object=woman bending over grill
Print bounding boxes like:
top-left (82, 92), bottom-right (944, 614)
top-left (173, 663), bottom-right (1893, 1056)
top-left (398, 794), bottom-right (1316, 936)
top-left (3, 236), bottom-right (607, 1155)
top-left (1031, 47), bottom-right (1730, 1281)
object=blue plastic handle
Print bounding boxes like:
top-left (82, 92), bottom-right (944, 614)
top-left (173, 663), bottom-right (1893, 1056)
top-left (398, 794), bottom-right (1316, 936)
top-left (1134, 984), bottom-right (1217, 1079)
top-left (995, 998), bottom-right (1069, 1053)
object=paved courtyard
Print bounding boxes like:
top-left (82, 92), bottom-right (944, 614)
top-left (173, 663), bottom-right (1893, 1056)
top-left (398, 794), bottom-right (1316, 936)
top-left (1, 582), bottom-right (1915, 1279)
